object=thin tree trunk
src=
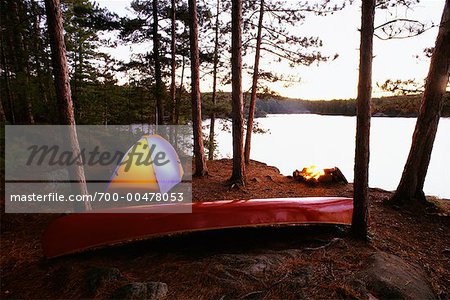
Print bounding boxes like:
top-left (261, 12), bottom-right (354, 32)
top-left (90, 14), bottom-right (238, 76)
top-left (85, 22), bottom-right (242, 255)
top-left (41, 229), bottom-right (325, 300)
top-left (208, 0), bottom-right (220, 160)
top-left (244, 0), bottom-right (264, 165)
top-left (0, 95), bottom-right (5, 123)
top-left (189, 0), bottom-right (208, 176)
top-left (170, 0), bottom-right (176, 124)
top-left (351, 0), bottom-right (375, 239)
top-left (176, 53), bottom-right (185, 125)
top-left (10, 0), bottom-right (34, 124)
top-left (0, 34), bottom-right (15, 124)
top-left (23, 42), bottom-right (34, 123)
top-left (390, 1), bottom-right (450, 207)
top-left (44, 0), bottom-right (91, 211)
top-left (230, 0), bottom-right (245, 185)
top-left (72, 43), bottom-right (83, 121)
top-left (31, 0), bottom-right (49, 104)
top-left (152, 0), bottom-right (164, 125)
top-left (103, 86), bottom-right (108, 125)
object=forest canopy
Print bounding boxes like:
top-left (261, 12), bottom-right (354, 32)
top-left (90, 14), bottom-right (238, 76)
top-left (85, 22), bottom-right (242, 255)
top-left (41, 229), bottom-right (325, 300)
top-left (1, 0), bottom-right (445, 125)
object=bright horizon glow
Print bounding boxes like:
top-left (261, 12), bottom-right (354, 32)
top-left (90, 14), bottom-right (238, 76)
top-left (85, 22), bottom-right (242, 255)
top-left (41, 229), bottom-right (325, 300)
top-left (96, 0), bottom-right (445, 100)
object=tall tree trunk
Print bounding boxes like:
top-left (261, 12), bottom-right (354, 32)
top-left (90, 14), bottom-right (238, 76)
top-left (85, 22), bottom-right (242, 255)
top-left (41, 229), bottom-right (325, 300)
top-left (244, 0), bottom-right (264, 165)
top-left (208, 0), bottom-right (220, 160)
top-left (189, 0), bottom-right (208, 176)
top-left (390, 1), bottom-right (450, 207)
top-left (44, 0), bottom-right (91, 211)
top-left (230, 0), bottom-right (245, 185)
top-left (152, 0), bottom-right (164, 125)
top-left (351, 0), bottom-right (375, 239)
top-left (170, 0), bottom-right (176, 124)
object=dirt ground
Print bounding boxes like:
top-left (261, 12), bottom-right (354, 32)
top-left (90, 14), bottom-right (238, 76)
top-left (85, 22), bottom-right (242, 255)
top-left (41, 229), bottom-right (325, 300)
top-left (1, 159), bottom-right (449, 299)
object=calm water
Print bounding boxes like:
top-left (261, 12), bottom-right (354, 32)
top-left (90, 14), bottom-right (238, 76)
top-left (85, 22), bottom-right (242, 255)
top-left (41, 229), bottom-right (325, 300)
top-left (205, 114), bottom-right (450, 199)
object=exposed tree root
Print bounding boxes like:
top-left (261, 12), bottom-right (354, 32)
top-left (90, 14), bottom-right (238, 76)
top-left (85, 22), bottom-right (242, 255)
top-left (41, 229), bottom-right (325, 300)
top-left (304, 238), bottom-right (345, 251)
top-left (385, 192), bottom-right (438, 213)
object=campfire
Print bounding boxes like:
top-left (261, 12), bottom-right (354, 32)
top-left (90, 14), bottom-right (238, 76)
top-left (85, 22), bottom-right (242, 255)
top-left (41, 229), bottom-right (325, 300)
top-left (293, 166), bottom-right (348, 184)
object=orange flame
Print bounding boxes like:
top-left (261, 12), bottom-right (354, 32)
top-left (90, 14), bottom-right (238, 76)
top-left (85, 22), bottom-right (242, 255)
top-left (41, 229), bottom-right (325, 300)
top-left (300, 165), bottom-right (325, 181)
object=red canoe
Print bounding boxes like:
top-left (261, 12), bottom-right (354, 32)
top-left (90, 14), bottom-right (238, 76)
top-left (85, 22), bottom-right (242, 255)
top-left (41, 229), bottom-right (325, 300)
top-left (42, 197), bottom-right (353, 258)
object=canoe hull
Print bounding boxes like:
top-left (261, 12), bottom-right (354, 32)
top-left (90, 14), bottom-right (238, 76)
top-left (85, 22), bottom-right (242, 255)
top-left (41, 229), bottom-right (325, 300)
top-left (42, 197), bottom-right (353, 258)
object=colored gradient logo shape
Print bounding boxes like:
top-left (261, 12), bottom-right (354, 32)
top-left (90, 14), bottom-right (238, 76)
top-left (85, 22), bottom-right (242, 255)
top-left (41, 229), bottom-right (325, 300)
top-left (107, 134), bottom-right (184, 194)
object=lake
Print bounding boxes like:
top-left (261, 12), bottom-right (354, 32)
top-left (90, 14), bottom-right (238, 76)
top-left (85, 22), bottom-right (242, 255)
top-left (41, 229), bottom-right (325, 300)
top-left (205, 114), bottom-right (450, 199)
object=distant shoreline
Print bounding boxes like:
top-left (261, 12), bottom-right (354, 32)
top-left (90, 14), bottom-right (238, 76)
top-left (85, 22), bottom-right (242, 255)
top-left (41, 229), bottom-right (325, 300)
top-left (256, 111), bottom-right (450, 118)
top-left (250, 93), bottom-right (450, 118)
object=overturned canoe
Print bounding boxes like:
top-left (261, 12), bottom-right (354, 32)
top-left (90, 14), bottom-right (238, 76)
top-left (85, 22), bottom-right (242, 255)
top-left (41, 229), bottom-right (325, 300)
top-left (42, 197), bottom-right (353, 258)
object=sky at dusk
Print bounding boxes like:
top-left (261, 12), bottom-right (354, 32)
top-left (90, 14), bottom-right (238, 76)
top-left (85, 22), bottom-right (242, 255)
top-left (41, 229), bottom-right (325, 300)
top-left (96, 0), bottom-right (445, 100)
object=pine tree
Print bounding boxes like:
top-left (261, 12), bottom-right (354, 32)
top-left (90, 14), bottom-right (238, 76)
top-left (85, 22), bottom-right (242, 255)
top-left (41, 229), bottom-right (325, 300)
top-left (351, 0), bottom-right (375, 239)
top-left (390, 0), bottom-right (450, 207)
top-left (189, 0), bottom-right (208, 176)
top-left (230, 0), bottom-right (245, 185)
top-left (44, 0), bottom-right (91, 211)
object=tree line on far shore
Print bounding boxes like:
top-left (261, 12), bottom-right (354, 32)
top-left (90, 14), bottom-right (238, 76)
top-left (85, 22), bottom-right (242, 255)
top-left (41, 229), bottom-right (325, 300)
top-left (253, 93), bottom-right (450, 117)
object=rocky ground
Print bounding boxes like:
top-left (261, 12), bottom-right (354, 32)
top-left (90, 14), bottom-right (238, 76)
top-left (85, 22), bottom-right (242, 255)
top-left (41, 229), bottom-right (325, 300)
top-left (1, 159), bottom-right (449, 299)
